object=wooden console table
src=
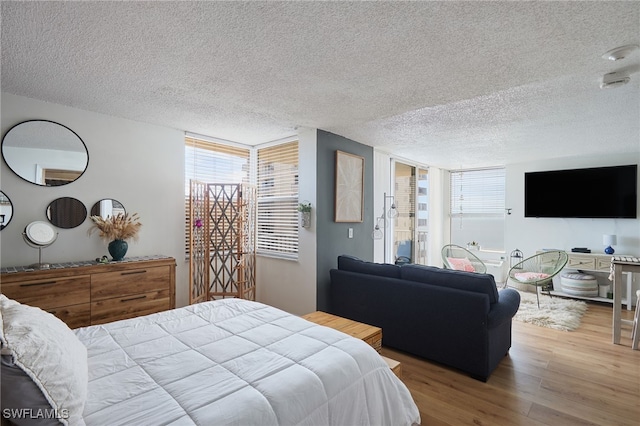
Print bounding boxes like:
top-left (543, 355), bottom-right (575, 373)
top-left (611, 258), bottom-right (640, 345)
top-left (549, 252), bottom-right (634, 310)
top-left (1, 255), bottom-right (176, 328)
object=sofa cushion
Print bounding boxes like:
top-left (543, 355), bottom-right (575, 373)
top-left (338, 255), bottom-right (401, 278)
top-left (400, 264), bottom-right (499, 304)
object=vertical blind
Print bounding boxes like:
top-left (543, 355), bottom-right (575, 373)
top-left (450, 168), bottom-right (506, 216)
top-left (184, 137), bottom-right (250, 255)
top-left (257, 141), bottom-right (299, 257)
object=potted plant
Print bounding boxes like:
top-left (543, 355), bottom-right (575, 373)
top-left (467, 241), bottom-right (480, 251)
top-left (297, 202), bottom-right (312, 228)
top-left (88, 213), bottom-right (142, 261)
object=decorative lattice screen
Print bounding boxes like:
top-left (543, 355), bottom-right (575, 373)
top-left (189, 181), bottom-right (256, 304)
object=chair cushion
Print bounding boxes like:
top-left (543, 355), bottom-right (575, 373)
top-left (337, 255), bottom-right (401, 278)
top-left (447, 257), bottom-right (476, 272)
top-left (514, 271), bottom-right (550, 282)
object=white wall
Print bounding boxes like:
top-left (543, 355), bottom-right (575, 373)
top-left (372, 150), bottom-right (391, 263)
top-left (427, 166), bottom-right (446, 266)
top-left (255, 128), bottom-right (317, 315)
top-left (505, 153), bottom-right (640, 297)
top-left (505, 154), bottom-right (640, 258)
top-left (1, 93), bottom-right (188, 306)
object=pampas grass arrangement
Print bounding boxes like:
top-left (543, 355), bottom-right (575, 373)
top-left (89, 212), bottom-right (142, 242)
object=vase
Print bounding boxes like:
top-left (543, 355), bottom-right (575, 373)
top-left (299, 211), bottom-right (310, 228)
top-left (108, 239), bottom-right (128, 261)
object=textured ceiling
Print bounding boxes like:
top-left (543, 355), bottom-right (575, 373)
top-left (2, 1), bottom-right (639, 169)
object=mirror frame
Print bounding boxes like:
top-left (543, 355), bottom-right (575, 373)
top-left (90, 198), bottom-right (126, 219)
top-left (0, 190), bottom-right (14, 231)
top-left (1, 119), bottom-right (89, 187)
top-left (46, 197), bottom-right (87, 229)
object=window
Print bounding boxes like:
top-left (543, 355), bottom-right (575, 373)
top-left (184, 136), bottom-right (250, 254)
top-left (256, 141), bottom-right (299, 258)
top-left (450, 168), bottom-right (505, 251)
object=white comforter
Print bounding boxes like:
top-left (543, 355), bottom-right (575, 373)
top-left (75, 299), bottom-right (420, 425)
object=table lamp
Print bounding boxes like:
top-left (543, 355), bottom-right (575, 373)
top-left (603, 234), bottom-right (617, 254)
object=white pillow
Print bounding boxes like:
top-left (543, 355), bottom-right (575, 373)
top-left (0, 295), bottom-right (87, 426)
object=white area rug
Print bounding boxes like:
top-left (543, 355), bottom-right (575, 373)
top-left (514, 290), bottom-right (588, 331)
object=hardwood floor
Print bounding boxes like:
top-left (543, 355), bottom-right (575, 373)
top-left (381, 302), bottom-right (639, 426)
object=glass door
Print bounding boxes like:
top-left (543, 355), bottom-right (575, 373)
top-left (415, 168), bottom-right (429, 265)
top-left (393, 163), bottom-right (414, 264)
top-left (393, 163), bottom-right (429, 265)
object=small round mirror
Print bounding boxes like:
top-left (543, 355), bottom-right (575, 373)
top-left (46, 197), bottom-right (87, 229)
top-left (25, 221), bottom-right (58, 246)
top-left (2, 120), bottom-right (89, 186)
top-left (23, 220), bottom-right (58, 270)
top-left (90, 198), bottom-right (125, 218)
top-left (0, 190), bottom-right (13, 230)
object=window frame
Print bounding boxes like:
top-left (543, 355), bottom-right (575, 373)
top-left (255, 140), bottom-right (300, 259)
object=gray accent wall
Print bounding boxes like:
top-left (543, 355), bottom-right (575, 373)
top-left (316, 130), bottom-right (374, 311)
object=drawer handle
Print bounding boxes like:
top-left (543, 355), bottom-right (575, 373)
top-left (121, 295), bottom-right (147, 302)
top-left (121, 270), bottom-right (147, 276)
top-left (20, 281), bottom-right (57, 287)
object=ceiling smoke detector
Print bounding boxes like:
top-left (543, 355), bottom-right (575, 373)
top-left (600, 72), bottom-right (631, 89)
top-left (601, 44), bottom-right (639, 61)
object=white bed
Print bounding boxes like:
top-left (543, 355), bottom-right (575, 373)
top-left (73, 298), bottom-right (420, 425)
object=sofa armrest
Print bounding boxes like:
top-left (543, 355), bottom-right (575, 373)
top-left (487, 288), bottom-right (520, 329)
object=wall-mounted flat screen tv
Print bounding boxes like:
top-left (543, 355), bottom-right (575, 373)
top-left (524, 164), bottom-right (637, 218)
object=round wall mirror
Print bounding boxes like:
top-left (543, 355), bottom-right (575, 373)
top-left (2, 120), bottom-right (89, 186)
top-left (0, 190), bottom-right (13, 230)
top-left (46, 197), bottom-right (87, 229)
top-left (90, 198), bottom-right (125, 218)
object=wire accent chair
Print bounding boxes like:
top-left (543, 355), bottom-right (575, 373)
top-left (441, 244), bottom-right (487, 274)
top-left (507, 250), bottom-right (569, 308)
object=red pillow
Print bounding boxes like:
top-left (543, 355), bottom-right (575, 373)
top-left (447, 257), bottom-right (476, 272)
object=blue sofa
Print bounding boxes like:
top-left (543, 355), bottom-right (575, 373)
top-left (329, 255), bottom-right (520, 381)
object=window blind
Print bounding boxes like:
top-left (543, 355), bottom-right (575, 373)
top-left (257, 141), bottom-right (299, 257)
top-left (450, 168), bottom-right (505, 216)
top-left (184, 137), bottom-right (250, 255)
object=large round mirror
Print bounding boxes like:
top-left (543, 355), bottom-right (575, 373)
top-left (0, 190), bottom-right (13, 230)
top-left (90, 198), bottom-right (125, 218)
top-left (2, 120), bottom-right (89, 186)
top-left (46, 197), bottom-right (87, 229)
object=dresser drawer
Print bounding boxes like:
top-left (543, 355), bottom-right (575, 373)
top-left (1, 275), bottom-right (90, 310)
top-left (596, 258), bottom-right (613, 272)
top-left (46, 303), bottom-right (91, 329)
top-left (90, 289), bottom-right (171, 325)
top-left (91, 266), bottom-right (170, 301)
top-left (566, 255), bottom-right (596, 270)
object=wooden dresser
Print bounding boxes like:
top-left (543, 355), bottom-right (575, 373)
top-left (1, 256), bottom-right (176, 328)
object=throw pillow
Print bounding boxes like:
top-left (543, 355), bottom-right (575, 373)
top-left (514, 271), bottom-right (551, 282)
top-left (447, 257), bottom-right (476, 272)
top-left (0, 295), bottom-right (88, 426)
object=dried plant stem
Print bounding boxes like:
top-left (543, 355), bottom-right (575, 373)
top-left (89, 213), bottom-right (142, 242)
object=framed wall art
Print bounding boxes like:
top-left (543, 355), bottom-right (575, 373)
top-left (334, 150), bottom-right (364, 222)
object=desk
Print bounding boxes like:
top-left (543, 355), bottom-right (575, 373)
top-left (611, 260), bottom-right (640, 344)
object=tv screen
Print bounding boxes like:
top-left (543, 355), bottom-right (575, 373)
top-left (524, 165), bottom-right (638, 218)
